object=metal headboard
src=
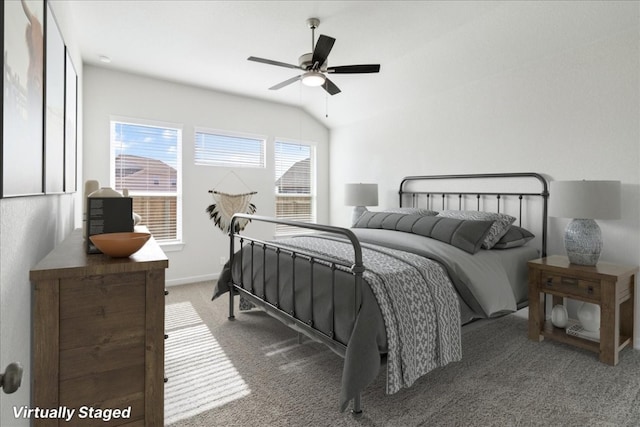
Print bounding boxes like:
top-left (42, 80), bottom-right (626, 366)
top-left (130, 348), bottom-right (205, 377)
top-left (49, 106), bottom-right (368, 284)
top-left (399, 172), bottom-right (549, 257)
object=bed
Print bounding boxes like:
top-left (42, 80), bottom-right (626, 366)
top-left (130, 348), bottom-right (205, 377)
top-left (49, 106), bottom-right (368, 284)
top-left (213, 172), bottom-right (549, 414)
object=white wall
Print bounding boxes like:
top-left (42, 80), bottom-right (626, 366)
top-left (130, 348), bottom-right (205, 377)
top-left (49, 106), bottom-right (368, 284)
top-left (82, 66), bottom-right (329, 285)
top-left (329, 4), bottom-right (640, 345)
top-left (0, 2), bottom-right (83, 425)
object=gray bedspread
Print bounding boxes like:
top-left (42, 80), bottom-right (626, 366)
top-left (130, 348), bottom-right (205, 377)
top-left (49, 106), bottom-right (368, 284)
top-left (276, 236), bottom-right (462, 402)
top-left (213, 228), bottom-right (538, 411)
top-left (350, 228), bottom-right (539, 317)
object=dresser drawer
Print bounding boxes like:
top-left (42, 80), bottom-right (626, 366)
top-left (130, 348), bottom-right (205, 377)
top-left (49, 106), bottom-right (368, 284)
top-left (541, 274), bottom-right (600, 299)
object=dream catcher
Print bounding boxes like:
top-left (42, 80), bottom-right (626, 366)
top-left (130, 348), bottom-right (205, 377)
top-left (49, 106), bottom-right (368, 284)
top-left (206, 172), bottom-right (257, 234)
top-left (206, 190), bottom-right (257, 233)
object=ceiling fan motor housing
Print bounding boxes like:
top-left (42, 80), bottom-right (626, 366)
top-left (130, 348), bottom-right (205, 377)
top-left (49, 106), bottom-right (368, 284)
top-left (298, 53), bottom-right (326, 71)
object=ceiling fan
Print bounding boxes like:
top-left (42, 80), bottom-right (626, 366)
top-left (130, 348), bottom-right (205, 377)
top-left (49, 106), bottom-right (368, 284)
top-left (247, 18), bottom-right (380, 96)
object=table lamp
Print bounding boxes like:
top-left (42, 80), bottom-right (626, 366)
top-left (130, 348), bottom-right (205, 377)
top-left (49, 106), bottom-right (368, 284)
top-left (549, 180), bottom-right (621, 266)
top-left (345, 183), bottom-right (378, 226)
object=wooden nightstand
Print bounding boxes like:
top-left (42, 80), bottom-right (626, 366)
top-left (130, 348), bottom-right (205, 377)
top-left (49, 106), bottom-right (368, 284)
top-left (528, 255), bottom-right (637, 365)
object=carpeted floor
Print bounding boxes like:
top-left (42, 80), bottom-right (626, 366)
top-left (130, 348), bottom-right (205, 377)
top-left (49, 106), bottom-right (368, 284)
top-left (164, 281), bottom-right (640, 427)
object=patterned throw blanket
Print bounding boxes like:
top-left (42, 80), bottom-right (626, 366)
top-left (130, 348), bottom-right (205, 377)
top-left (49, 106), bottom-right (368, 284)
top-left (277, 236), bottom-right (462, 394)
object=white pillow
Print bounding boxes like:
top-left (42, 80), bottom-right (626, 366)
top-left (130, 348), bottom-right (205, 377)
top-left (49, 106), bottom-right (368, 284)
top-left (436, 210), bottom-right (516, 249)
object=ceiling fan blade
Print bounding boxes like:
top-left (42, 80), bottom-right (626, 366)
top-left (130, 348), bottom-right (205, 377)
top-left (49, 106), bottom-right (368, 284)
top-left (322, 78), bottom-right (341, 96)
top-left (327, 64), bottom-right (380, 74)
top-left (312, 35), bottom-right (335, 69)
top-left (269, 75), bottom-right (302, 90)
top-left (248, 56), bottom-right (302, 70)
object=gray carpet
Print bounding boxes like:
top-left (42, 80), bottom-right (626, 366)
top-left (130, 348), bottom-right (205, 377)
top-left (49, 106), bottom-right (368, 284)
top-left (164, 281), bottom-right (640, 426)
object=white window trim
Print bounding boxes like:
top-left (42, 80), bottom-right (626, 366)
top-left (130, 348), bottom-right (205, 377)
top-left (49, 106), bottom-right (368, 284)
top-left (274, 138), bottom-right (317, 237)
top-left (194, 126), bottom-right (267, 168)
top-left (109, 115), bottom-right (184, 245)
top-left (160, 241), bottom-right (186, 252)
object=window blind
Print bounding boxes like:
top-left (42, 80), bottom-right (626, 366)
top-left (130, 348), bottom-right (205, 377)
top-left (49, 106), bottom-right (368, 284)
top-left (110, 120), bottom-right (182, 242)
top-left (274, 141), bottom-right (315, 235)
top-left (195, 130), bottom-right (265, 168)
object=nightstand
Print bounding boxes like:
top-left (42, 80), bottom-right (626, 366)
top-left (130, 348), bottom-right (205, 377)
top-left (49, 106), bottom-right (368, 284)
top-left (528, 255), bottom-right (637, 365)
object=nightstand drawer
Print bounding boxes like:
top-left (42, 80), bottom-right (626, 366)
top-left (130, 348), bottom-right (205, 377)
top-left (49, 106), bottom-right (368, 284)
top-left (541, 274), bottom-right (600, 299)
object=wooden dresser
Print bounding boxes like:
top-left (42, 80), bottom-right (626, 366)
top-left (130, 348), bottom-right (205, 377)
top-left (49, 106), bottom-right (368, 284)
top-left (30, 229), bottom-right (168, 426)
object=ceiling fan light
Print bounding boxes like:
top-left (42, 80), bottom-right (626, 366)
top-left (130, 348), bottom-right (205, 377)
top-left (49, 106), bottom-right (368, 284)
top-left (301, 71), bottom-right (326, 87)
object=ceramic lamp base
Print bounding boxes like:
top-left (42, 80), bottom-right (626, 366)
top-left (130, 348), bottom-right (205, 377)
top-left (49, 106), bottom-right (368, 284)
top-left (351, 206), bottom-right (367, 226)
top-left (565, 218), bottom-right (602, 266)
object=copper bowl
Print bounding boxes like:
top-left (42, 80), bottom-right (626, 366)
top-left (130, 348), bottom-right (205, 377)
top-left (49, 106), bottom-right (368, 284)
top-left (89, 232), bottom-right (151, 258)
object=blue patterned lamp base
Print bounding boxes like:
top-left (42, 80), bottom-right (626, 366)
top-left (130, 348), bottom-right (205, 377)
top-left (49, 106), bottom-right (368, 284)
top-left (565, 218), bottom-right (602, 266)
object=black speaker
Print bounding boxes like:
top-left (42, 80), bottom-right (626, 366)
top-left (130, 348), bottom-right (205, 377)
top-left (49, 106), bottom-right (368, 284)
top-left (86, 197), bottom-right (134, 253)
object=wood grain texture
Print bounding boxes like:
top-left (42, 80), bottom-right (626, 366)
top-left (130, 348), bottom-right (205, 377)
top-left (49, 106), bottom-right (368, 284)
top-left (32, 280), bottom-right (60, 427)
top-left (31, 228), bottom-right (167, 426)
top-left (144, 268), bottom-right (166, 427)
top-left (30, 229), bottom-right (168, 281)
top-left (528, 256), bottom-right (638, 366)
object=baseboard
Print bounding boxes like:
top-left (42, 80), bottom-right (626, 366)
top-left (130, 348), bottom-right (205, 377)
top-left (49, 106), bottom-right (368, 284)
top-left (166, 273), bottom-right (220, 287)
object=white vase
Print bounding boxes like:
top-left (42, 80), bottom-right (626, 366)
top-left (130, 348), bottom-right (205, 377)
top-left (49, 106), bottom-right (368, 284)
top-left (88, 187), bottom-right (123, 198)
top-left (577, 302), bottom-right (600, 332)
top-left (551, 305), bottom-right (568, 328)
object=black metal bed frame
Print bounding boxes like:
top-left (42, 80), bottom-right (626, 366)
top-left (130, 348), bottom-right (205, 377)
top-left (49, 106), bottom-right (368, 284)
top-left (226, 172), bottom-right (549, 416)
top-left (399, 172), bottom-right (549, 257)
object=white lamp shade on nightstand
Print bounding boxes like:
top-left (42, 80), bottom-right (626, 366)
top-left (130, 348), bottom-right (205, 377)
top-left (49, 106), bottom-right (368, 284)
top-left (549, 181), bottom-right (621, 220)
top-left (345, 183), bottom-right (378, 225)
top-left (549, 180), bottom-right (621, 266)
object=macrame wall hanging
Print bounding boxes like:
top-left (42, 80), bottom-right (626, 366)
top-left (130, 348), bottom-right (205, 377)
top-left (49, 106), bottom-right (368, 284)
top-left (206, 171), bottom-right (257, 234)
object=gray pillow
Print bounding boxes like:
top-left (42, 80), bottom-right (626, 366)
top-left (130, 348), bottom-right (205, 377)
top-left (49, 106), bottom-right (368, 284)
top-left (436, 210), bottom-right (516, 249)
top-left (353, 212), bottom-right (493, 254)
top-left (375, 207), bottom-right (438, 216)
top-left (492, 225), bottom-right (535, 249)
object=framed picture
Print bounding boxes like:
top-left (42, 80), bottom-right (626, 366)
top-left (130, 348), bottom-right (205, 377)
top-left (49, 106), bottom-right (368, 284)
top-left (45, 2), bottom-right (65, 194)
top-left (64, 47), bottom-right (77, 193)
top-left (2, 0), bottom-right (45, 197)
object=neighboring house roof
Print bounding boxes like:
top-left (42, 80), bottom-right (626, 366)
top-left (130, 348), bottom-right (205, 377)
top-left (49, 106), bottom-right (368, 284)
top-left (115, 154), bottom-right (176, 191)
top-left (276, 158), bottom-right (310, 194)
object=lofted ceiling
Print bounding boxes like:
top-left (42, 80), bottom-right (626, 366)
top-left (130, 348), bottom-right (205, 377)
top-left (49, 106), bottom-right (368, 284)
top-left (66, 1), bottom-right (636, 129)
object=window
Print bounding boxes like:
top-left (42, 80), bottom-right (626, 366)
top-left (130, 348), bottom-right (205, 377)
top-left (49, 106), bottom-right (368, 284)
top-left (195, 128), bottom-right (265, 168)
top-left (274, 140), bottom-right (315, 236)
top-left (110, 118), bottom-right (182, 243)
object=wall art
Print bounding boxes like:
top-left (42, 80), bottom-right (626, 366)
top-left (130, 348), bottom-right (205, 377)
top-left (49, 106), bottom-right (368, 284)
top-left (45, 1), bottom-right (65, 193)
top-left (2, 0), bottom-right (45, 197)
top-left (64, 47), bottom-right (77, 193)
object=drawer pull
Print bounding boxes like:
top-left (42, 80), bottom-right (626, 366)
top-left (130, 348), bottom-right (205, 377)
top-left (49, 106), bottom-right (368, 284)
top-left (545, 278), bottom-right (553, 287)
top-left (561, 277), bottom-right (578, 286)
top-left (587, 286), bottom-right (594, 295)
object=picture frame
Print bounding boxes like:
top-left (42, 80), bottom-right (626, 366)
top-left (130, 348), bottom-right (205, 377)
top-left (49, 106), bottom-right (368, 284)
top-left (45, 1), bottom-right (65, 194)
top-left (2, 0), bottom-right (45, 197)
top-left (64, 47), bottom-right (77, 193)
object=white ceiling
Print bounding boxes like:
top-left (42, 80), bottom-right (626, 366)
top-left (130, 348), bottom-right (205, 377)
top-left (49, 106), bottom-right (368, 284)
top-left (66, 1), bottom-right (636, 129)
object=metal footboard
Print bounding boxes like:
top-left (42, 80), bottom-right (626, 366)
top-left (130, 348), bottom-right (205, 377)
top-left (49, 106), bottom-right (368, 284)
top-left (227, 214), bottom-right (366, 415)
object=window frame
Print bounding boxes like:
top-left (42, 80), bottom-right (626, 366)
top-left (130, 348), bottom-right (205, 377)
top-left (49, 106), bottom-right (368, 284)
top-left (274, 138), bottom-right (317, 236)
top-left (194, 127), bottom-right (267, 169)
top-left (109, 116), bottom-right (184, 248)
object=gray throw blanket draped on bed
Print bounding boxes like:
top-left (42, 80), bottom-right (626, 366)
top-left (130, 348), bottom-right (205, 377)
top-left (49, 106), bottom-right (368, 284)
top-left (277, 236), bottom-right (462, 396)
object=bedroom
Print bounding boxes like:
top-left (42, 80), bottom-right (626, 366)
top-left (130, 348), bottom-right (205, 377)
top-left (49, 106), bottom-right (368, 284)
top-left (0, 1), bottom-right (638, 426)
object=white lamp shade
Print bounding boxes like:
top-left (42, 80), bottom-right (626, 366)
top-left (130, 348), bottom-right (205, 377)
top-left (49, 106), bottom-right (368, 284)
top-left (345, 183), bottom-right (378, 207)
top-left (549, 180), bottom-right (621, 220)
